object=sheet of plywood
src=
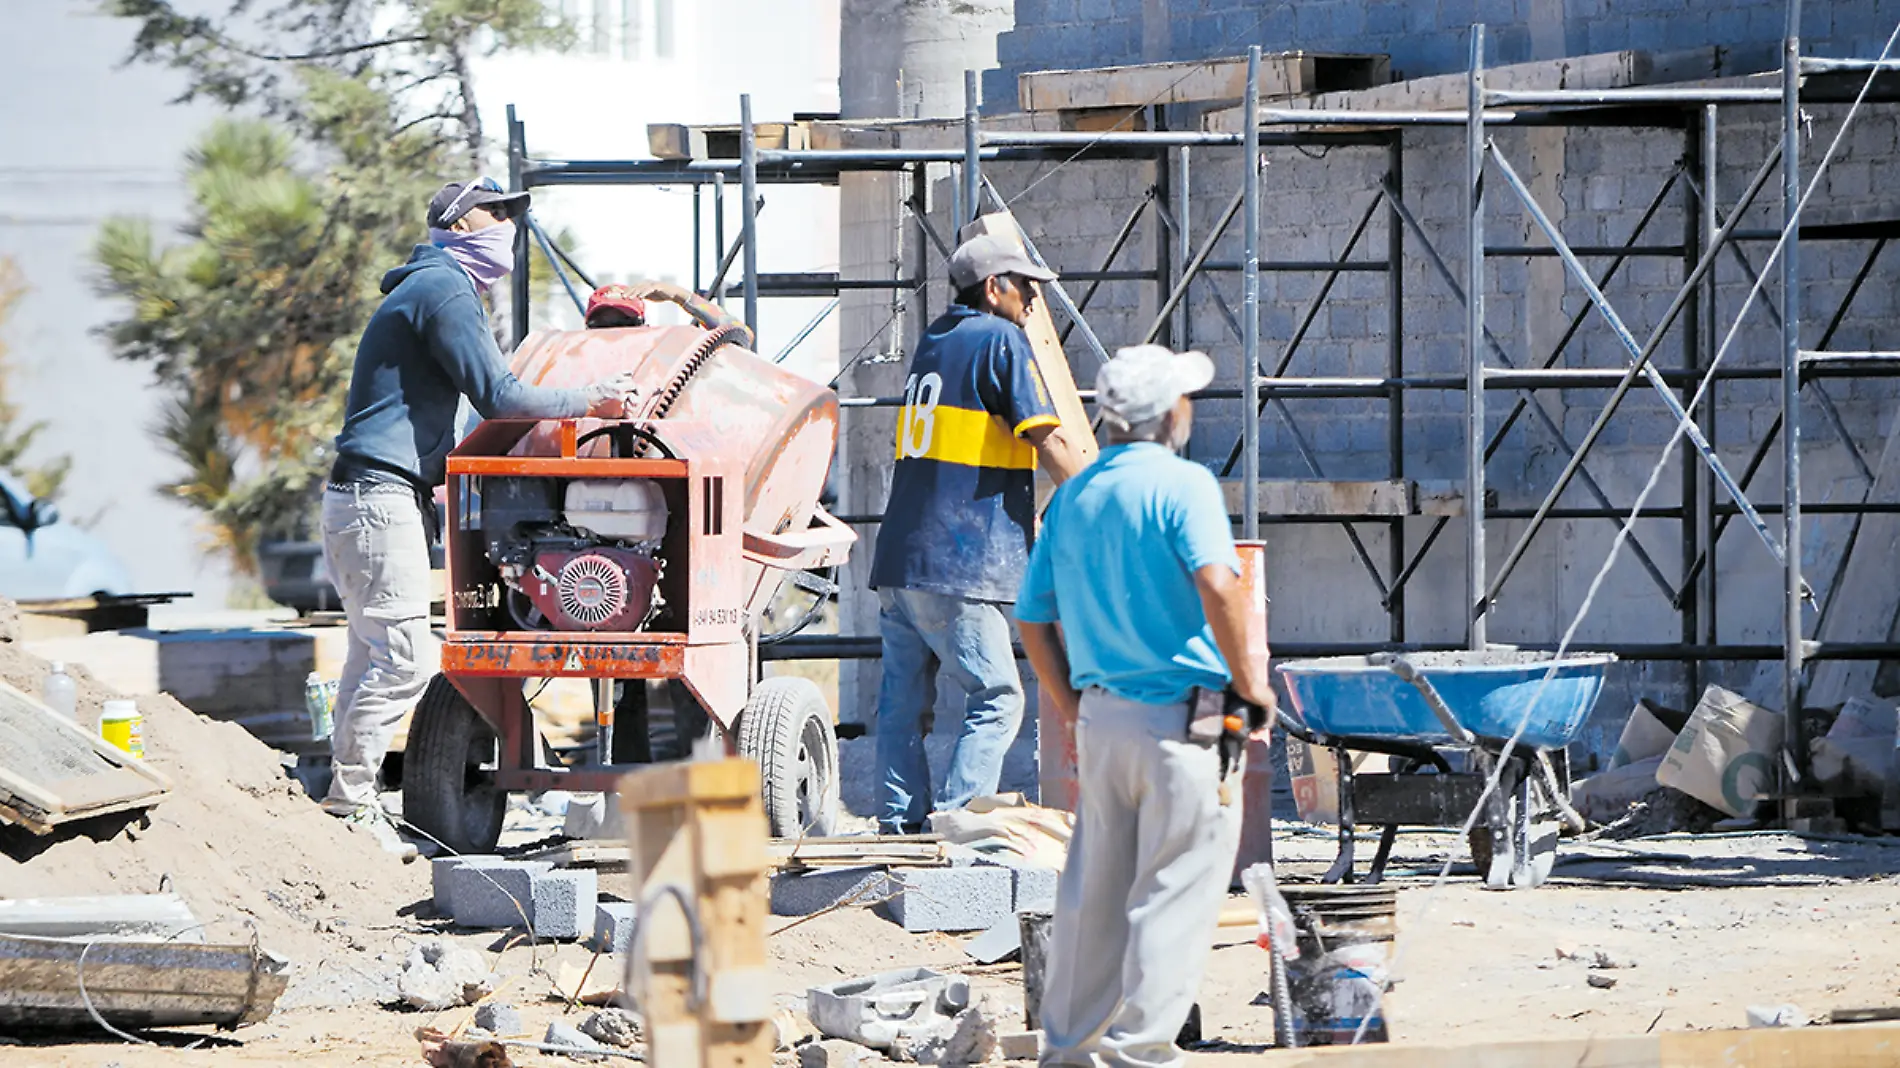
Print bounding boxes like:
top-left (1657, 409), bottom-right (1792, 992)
top-left (0, 678), bottom-right (170, 834)
top-left (1020, 52), bottom-right (1390, 112)
top-left (647, 122), bottom-right (811, 160)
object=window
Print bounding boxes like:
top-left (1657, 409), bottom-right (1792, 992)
top-left (560, 0), bottom-right (670, 60)
top-left (654, 0), bottom-right (674, 59)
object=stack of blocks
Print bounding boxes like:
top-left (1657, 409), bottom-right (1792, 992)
top-left (431, 856), bottom-right (599, 941)
top-left (767, 854), bottom-right (1060, 933)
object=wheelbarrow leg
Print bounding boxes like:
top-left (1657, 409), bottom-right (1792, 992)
top-left (1322, 747), bottom-right (1356, 885)
top-left (1511, 762), bottom-right (1534, 889)
top-left (1366, 825), bottom-right (1399, 885)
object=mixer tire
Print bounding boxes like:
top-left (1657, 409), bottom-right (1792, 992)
top-left (737, 677), bottom-right (840, 838)
top-left (402, 676), bottom-right (507, 855)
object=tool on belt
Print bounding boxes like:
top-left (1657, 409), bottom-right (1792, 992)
top-left (1190, 687), bottom-right (1271, 802)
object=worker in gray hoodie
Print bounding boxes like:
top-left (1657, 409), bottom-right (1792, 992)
top-left (321, 177), bottom-right (633, 854)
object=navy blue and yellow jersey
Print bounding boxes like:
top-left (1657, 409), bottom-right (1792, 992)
top-left (869, 305), bottom-right (1061, 602)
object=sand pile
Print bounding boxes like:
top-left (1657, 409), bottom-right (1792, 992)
top-left (0, 621), bottom-right (427, 1005)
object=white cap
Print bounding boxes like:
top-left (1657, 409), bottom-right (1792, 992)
top-left (1095, 344), bottom-right (1215, 430)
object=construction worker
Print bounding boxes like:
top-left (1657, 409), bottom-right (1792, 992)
top-left (321, 177), bottom-right (634, 853)
top-left (584, 284), bottom-right (648, 328)
top-left (1016, 344), bottom-right (1276, 1068)
top-left (868, 232), bottom-right (1089, 835)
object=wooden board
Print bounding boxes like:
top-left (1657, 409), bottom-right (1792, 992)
top-left (1019, 52), bottom-right (1391, 112)
top-left (1228, 1021), bottom-right (1900, 1067)
top-left (1201, 47), bottom-right (1731, 132)
top-left (648, 122), bottom-right (812, 161)
top-left (0, 677), bottom-right (170, 834)
top-left (960, 211), bottom-right (1099, 469)
top-left (524, 835), bottom-right (948, 871)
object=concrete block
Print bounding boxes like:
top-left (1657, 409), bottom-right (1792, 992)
top-left (532, 868), bottom-right (598, 941)
top-left (593, 901), bottom-right (638, 953)
top-left (432, 855), bottom-right (503, 915)
top-left (770, 866), bottom-right (895, 917)
top-left (448, 860), bottom-right (550, 930)
top-left (1000, 1030), bottom-right (1043, 1060)
top-left (877, 866), bottom-right (1012, 933)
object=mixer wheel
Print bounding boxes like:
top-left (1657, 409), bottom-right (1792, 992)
top-left (737, 677), bottom-right (840, 838)
top-left (403, 676), bottom-right (507, 855)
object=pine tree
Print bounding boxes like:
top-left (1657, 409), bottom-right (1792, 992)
top-left (92, 0), bottom-right (567, 571)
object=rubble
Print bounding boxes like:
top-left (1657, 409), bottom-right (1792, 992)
top-left (800, 1037), bottom-right (876, 1068)
top-left (474, 1002), bottom-right (525, 1036)
top-left (810, 967), bottom-right (971, 1050)
top-left (579, 1007), bottom-right (641, 1048)
top-left (399, 941), bottom-right (494, 1011)
top-left (544, 1019), bottom-right (610, 1061)
top-left (1747, 1003), bottom-right (1810, 1028)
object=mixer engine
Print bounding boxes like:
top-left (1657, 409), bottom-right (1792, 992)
top-left (480, 476), bottom-right (670, 632)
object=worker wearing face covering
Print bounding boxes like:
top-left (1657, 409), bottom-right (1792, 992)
top-left (321, 177), bottom-right (635, 855)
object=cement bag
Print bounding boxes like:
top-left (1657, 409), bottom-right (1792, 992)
top-left (1570, 756), bottom-right (1664, 823)
top-left (928, 794), bottom-right (1072, 870)
top-left (1609, 699), bottom-right (1687, 769)
top-left (1810, 696), bottom-right (1898, 797)
top-left (1657, 685), bottom-right (1784, 818)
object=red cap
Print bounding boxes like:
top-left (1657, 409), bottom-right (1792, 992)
top-left (585, 285), bottom-right (648, 327)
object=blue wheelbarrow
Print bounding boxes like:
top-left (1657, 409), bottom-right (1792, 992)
top-left (1273, 651), bottom-right (1615, 888)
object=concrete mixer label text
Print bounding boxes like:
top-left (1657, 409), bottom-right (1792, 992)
top-left (694, 607), bottom-right (741, 627)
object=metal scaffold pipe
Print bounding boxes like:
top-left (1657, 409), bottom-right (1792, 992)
top-left (1464, 25), bottom-right (1488, 650)
top-left (740, 93), bottom-right (761, 340)
top-left (1242, 45), bottom-right (1262, 541)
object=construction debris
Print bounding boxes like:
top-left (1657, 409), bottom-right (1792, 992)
top-left (0, 674), bottom-right (170, 834)
top-left (1658, 686), bottom-right (1784, 819)
top-left (399, 941), bottom-right (495, 1011)
top-left (809, 967), bottom-right (971, 1051)
top-left (474, 1001), bottom-right (525, 1037)
top-left (1747, 1003), bottom-right (1810, 1028)
top-left (0, 930), bottom-right (287, 1030)
top-left (579, 1007), bottom-right (642, 1049)
top-left (0, 892), bottom-right (201, 943)
top-left (543, 1018), bottom-right (610, 1061)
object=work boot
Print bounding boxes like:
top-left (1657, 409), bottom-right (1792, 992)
top-left (336, 804), bottom-right (420, 863)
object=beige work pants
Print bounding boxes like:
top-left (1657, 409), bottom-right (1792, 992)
top-left (1040, 687), bottom-right (1239, 1068)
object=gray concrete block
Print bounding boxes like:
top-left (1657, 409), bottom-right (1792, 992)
top-left (770, 866), bottom-right (894, 917)
top-left (590, 901), bottom-right (635, 953)
top-left (431, 855), bottom-right (502, 915)
top-left (877, 866), bottom-right (1012, 933)
top-left (974, 856), bottom-right (1060, 912)
top-left (447, 860), bottom-right (550, 930)
top-left (532, 868), bottom-right (598, 942)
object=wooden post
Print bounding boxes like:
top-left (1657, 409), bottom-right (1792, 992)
top-left (619, 759), bottom-right (774, 1068)
top-left (1232, 540), bottom-right (1275, 877)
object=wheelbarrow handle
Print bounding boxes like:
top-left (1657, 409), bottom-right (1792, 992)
top-left (1370, 654), bottom-right (1478, 746)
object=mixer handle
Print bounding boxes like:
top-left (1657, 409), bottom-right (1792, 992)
top-left (627, 281), bottom-right (757, 350)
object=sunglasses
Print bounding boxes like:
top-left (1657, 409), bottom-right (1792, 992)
top-left (441, 176), bottom-right (508, 225)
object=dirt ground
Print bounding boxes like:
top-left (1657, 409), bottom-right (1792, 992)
top-left (4, 631), bottom-right (1899, 1066)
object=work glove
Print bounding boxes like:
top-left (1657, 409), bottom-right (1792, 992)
top-left (583, 371), bottom-right (641, 417)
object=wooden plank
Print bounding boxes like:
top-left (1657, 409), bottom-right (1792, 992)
top-left (0, 676), bottom-right (170, 834)
top-left (1019, 52), bottom-right (1390, 112)
top-left (1221, 479), bottom-right (1412, 517)
top-left (646, 122), bottom-right (810, 161)
top-left (1211, 1022), bottom-right (1900, 1067)
top-left (959, 211), bottom-right (1099, 471)
top-left (1201, 47), bottom-right (1727, 132)
top-left (1058, 106), bottom-right (1149, 133)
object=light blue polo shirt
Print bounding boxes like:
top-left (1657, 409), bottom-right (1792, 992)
top-left (1016, 442), bottom-right (1242, 705)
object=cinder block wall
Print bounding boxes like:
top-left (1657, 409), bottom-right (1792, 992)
top-left (838, 2), bottom-right (1900, 766)
top-left (984, 0), bottom-right (1897, 111)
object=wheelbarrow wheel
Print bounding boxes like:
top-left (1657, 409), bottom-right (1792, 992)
top-left (402, 676), bottom-right (507, 855)
top-left (737, 676), bottom-right (840, 838)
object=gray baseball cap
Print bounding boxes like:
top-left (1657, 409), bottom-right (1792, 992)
top-left (947, 232), bottom-right (1058, 291)
top-left (1096, 344), bottom-right (1215, 429)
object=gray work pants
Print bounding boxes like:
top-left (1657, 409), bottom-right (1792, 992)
top-left (320, 484), bottom-right (436, 813)
top-left (1040, 688), bottom-right (1239, 1068)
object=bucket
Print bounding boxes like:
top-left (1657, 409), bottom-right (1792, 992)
top-left (1281, 885), bottom-right (1396, 1045)
top-left (100, 699), bottom-right (144, 760)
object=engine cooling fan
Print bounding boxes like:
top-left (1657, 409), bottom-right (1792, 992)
top-left (522, 547), bottom-right (659, 631)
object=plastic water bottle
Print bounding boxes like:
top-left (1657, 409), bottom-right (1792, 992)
top-left (44, 661), bottom-right (77, 721)
top-left (304, 671), bottom-right (335, 742)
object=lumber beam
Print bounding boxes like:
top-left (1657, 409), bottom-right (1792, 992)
top-left (1201, 47), bottom-right (1735, 131)
top-left (1216, 1021), bottom-right (1900, 1067)
top-left (1019, 52), bottom-right (1390, 112)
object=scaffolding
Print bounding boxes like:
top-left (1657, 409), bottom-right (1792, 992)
top-left (505, 14), bottom-right (1900, 808)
